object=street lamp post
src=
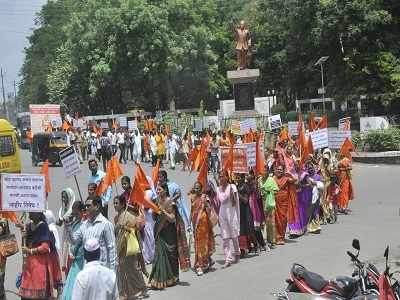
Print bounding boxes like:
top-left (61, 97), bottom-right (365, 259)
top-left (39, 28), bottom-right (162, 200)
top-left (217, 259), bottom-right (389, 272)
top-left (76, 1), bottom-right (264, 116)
top-left (314, 56), bottom-right (329, 113)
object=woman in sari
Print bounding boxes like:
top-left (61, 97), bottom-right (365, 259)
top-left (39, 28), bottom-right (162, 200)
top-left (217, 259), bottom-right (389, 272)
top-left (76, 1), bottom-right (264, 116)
top-left (189, 182), bottom-right (215, 276)
top-left (61, 201), bottom-right (85, 300)
top-left (148, 182), bottom-right (190, 289)
top-left (56, 187), bottom-right (76, 275)
top-left (19, 212), bottom-right (62, 300)
top-left (274, 165), bottom-right (296, 245)
top-left (114, 195), bottom-right (148, 299)
top-left (215, 170), bottom-right (240, 268)
top-left (337, 156), bottom-right (354, 213)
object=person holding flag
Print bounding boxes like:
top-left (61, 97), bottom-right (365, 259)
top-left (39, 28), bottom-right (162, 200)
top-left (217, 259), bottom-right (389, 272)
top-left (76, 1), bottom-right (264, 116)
top-left (88, 159), bottom-right (112, 218)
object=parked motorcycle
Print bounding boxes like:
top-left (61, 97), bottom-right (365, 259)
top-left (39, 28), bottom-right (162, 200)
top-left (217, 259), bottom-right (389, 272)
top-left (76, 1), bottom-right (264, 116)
top-left (283, 239), bottom-right (379, 299)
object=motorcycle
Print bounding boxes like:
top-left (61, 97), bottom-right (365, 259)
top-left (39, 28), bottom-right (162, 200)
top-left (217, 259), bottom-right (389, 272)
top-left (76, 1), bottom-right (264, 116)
top-left (283, 239), bottom-right (379, 299)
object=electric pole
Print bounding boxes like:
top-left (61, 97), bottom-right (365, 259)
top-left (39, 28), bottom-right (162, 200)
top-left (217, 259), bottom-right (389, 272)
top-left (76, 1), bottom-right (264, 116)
top-left (14, 80), bottom-right (18, 114)
top-left (1, 68), bottom-right (8, 120)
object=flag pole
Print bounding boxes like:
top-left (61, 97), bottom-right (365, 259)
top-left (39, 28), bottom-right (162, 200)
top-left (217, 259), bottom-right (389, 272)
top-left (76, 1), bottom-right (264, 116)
top-left (74, 175), bottom-right (83, 202)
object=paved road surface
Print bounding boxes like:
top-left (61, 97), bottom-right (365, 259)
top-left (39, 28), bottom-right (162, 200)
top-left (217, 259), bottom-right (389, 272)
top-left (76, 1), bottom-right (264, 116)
top-left (3, 150), bottom-right (400, 299)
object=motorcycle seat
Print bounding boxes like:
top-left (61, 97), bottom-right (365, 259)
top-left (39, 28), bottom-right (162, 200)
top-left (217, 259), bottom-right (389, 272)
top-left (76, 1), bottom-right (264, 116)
top-left (292, 264), bottom-right (328, 292)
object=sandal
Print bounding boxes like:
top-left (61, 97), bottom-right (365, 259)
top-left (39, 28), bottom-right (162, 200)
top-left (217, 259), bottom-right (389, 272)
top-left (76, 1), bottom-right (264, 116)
top-left (196, 268), bottom-right (204, 276)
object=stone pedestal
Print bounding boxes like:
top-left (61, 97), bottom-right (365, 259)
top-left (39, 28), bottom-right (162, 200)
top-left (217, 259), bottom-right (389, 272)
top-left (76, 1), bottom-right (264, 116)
top-left (227, 69), bottom-right (260, 111)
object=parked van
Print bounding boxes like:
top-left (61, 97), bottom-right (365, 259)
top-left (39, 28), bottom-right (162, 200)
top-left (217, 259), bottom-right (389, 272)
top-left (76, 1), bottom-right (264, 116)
top-left (0, 119), bottom-right (21, 173)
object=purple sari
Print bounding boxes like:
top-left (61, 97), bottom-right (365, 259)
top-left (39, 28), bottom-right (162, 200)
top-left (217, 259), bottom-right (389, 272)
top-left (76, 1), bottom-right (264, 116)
top-left (288, 171), bottom-right (312, 236)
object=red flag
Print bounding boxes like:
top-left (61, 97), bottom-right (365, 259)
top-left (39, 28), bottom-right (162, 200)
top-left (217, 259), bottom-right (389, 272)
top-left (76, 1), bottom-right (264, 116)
top-left (40, 160), bottom-right (51, 194)
top-left (197, 158), bottom-right (208, 188)
top-left (255, 133), bottom-right (265, 176)
top-left (130, 164), bottom-right (160, 213)
top-left (151, 159), bottom-right (161, 186)
top-left (340, 138), bottom-right (354, 160)
top-left (317, 115), bottom-right (328, 129)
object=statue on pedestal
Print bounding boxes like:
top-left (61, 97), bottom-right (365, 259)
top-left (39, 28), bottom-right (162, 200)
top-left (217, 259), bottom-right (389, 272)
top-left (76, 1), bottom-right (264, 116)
top-left (233, 20), bottom-right (252, 70)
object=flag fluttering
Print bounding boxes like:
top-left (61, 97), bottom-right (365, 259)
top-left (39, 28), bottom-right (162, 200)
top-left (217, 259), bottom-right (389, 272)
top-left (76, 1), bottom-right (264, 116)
top-left (40, 160), bottom-right (51, 194)
top-left (130, 164), bottom-right (160, 213)
top-left (340, 137), bottom-right (354, 160)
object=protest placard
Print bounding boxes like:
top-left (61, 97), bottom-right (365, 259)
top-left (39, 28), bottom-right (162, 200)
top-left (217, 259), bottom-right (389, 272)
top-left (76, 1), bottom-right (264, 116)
top-left (100, 122), bottom-right (109, 129)
top-left (231, 120), bottom-right (241, 135)
top-left (119, 116), bottom-right (128, 127)
top-left (59, 146), bottom-right (81, 178)
top-left (338, 117), bottom-right (351, 131)
top-left (194, 119), bottom-right (203, 132)
top-left (245, 142), bottom-right (257, 168)
top-left (1, 173), bottom-right (46, 212)
top-left (288, 121), bottom-right (304, 136)
top-left (240, 119), bottom-right (257, 135)
top-left (128, 120), bottom-right (138, 130)
top-left (309, 128), bottom-right (329, 149)
top-left (220, 145), bottom-right (248, 173)
top-left (328, 130), bottom-right (352, 149)
top-left (268, 114), bottom-right (282, 130)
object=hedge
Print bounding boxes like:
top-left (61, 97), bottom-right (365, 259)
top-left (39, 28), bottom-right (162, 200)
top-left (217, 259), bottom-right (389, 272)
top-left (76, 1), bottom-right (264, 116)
top-left (352, 128), bottom-right (400, 152)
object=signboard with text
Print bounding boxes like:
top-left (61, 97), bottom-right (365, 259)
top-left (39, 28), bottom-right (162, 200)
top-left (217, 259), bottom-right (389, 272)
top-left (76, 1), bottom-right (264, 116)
top-left (268, 114), bottom-right (282, 130)
top-left (128, 120), bottom-right (138, 130)
top-left (328, 130), bottom-right (352, 149)
top-left (1, 173), bottom-right (46, 212)
top-left (59, 146), bottom-right (81, 178)
top-left (29, 104), bottom-right (61, 135)
top-left (240, 119), bottom-right (257, 135)
top-left (308, 128), bottom-right (329, 150)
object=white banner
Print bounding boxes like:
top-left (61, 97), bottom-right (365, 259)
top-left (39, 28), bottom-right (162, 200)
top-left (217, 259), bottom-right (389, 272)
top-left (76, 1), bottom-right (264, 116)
top-left (1, 173), bottom-right (46, 212)
top-left (245, 142), bottom-right (256, 168)
top-left (309, 128), bottom-right (329, 150)
top-left (194, 119), bottom-right (203, 132)
top-left (128, 120), bottom-right (138, 130)
top-left (268, 114), bottom-right (282, 130)
top-left (240, 119), bottom-right (257, 135)
top-left (100, 122), bottom-right (109, 129)
top-left (328, 130), bottom-right (352, 149)
top-left (288, 121), bottom-right (304, 136)
top-left (59, 146), bottom-right (81, 177)
top-left (360, 116), bottom-right (389, 132)
top-left (119, 116), bottom-right (128, 127)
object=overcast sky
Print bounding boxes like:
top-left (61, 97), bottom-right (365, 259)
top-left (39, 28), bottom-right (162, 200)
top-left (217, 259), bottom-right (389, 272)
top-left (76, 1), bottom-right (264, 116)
top-left (0, 0), bottom-right (46, 97)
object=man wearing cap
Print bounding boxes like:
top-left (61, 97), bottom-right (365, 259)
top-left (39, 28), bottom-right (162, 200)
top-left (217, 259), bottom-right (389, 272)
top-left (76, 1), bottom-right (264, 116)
top-left (72, 238), bottom-right (118, 300)
top-left (66, 195), bottom-right (116, 270)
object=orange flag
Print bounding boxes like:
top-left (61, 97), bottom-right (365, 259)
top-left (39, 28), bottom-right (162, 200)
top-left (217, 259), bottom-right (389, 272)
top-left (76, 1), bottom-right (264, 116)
top-left (317, 115), bottom-right (328, 129)
top-left (130, 164), bottom-right (160, 213)
top-left (300, 137), bottom-right (314, 167)
top-left (110, 156), bottom-right (124, 182)
top-left (340, 138), bottom-right (354, 160)
top-left (279, 127), bottom-right (289, 143)
top-left (151, 159), bottom-right (161, 186)
top-left (0, 212), bottom-right (18, 223)
top-left (112, 119), bottom-right (118, 130)
top-left (40, 160), bottom-right (51, 194)
top-left (308, 112), bottom-right (316, 131)
top-left (62, 120), bottom-right (70, 131)
top-left (255, 132), bottom-right (265, 176)
top-left (96, 171), bottom-right (112, 196)
top-left (223, 145), bottom-right (234, 172)
top-left (197, 158), bottom-right (208, 188)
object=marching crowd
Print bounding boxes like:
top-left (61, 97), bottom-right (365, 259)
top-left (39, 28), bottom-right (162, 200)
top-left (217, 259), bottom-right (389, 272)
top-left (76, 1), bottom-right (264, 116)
top-left (0, 125), bottom-right (354, 300)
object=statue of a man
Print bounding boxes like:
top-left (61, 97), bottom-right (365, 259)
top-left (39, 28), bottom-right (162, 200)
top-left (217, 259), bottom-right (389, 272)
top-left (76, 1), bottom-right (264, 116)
top-left (234, 20), bottom-right (252, 70)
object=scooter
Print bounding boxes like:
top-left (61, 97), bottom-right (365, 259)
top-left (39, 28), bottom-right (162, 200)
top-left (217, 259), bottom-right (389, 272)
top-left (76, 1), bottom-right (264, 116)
top-left (283, 239), bottom-right (378, 299)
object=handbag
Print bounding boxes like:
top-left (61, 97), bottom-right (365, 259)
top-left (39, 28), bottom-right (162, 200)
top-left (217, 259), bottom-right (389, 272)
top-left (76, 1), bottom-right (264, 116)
top-left (126, 230), bottom-right (140, 256)
top-left (0, 234), bottom-right (19, 258)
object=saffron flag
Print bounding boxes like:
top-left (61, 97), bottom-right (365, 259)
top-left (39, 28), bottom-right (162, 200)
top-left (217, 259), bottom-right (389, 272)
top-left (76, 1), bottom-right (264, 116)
top-left (40, 160), bottom-right (51, 194)
top-left (152, 159), bottom-right (161, 187)
top-left (197, 158), bottom-right (208, 188)
top-left (340, 138), bottom-right (354, 160)
top-left (130, 164), bottom-right (160, 213)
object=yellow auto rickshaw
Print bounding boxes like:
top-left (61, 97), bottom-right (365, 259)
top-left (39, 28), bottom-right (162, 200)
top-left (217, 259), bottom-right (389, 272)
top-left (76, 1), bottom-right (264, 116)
top-left (0, 119), bottom-right (21, 173)
top-left (31, 132), bottom-right (69, 166)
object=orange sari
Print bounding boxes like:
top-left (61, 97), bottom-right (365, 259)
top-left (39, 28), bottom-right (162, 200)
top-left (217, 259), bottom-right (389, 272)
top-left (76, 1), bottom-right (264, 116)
top-left (274, 176), bottom-right (289, 244)
top-left (337, 158), bottom-right (354, 210)
top-left (191, 194), bottom-right (215, 269)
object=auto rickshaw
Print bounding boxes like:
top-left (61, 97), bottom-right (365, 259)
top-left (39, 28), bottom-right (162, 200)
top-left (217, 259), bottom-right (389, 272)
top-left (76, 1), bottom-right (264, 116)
top-left (31, 132), bottom-right (69, 166)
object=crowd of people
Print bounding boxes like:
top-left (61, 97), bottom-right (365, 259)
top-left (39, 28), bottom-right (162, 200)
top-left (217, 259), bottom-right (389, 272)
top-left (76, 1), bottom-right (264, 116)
top-left (0, 125), bottom-right (355, 300)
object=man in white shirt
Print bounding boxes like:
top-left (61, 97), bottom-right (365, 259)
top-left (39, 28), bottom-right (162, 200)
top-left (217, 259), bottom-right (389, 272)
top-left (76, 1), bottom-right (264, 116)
top-left (109, 129), bottom-right (117, 155)
top-left (116, 129), bottom-right (127, 164)
top-left (168, 134), bottom-right (179, 169)
top-left (132, 129), bottom-right (142, 164)
top-left (72, 238), bottom-right (118, 300)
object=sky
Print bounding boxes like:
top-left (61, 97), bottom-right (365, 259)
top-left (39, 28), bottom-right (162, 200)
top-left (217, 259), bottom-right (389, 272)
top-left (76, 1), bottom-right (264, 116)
top-left (0, 0), bottom-right (46, 98)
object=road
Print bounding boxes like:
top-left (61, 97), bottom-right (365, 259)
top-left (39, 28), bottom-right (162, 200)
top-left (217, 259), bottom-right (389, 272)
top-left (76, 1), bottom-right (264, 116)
top-left (3, 150), bottom-right (400, 300)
